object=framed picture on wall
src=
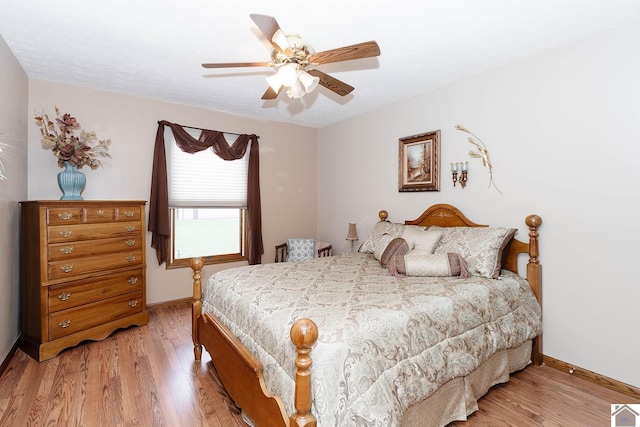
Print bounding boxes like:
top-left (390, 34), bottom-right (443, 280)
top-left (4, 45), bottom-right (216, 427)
top-left (398, 130), bottom-right (440, 192)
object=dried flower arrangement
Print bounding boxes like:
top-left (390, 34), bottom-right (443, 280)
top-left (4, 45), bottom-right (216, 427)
top-left (455, 125), bottom-right (502, 194)
top-left (34, 107), bottom-right (111, 169)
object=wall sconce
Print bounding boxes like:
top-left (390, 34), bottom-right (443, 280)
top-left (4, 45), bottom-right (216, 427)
top-left (346, 222), bottom-right (359, 252)
top-left (450, 162), bottom-right (468, 188)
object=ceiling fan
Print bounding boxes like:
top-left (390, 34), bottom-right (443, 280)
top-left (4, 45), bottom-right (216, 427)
top-left (202, 14), bottom-right (381, 100)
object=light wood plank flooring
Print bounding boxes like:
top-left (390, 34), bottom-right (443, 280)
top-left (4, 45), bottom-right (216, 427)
top-left (0, 302), bottom-right (636, 426)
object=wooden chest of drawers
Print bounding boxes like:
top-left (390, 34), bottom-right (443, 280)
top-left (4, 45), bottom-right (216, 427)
top-left (19, 200), bottom-right (149, 361)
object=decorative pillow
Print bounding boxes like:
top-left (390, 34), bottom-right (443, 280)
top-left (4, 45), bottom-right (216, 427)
top-left (359, 221), bottom-right (408, 253)
top-left (286, 238), bottom-right (316, 261)
top-left (373, 234), bottom-right (394, 261)
top-left (380, 237), bottom-right (410, 268)
top-left (432, 226), bottom-right (517, 279)
top-left (392, 252), bottom-right (468, 277)
top-left (401, 227), bottom-right (443, 253)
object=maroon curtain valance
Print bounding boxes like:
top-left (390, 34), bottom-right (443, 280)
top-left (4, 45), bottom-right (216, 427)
top-left (149, 120), bottom-right (263, 265)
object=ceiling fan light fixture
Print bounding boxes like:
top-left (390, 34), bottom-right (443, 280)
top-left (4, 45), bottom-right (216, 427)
top-left (298, 70), bottom-right (320, 93)
top-left (286, 80), bottom-right (305, 99)
top-left (266, 73), bottom-right (283, 92)
top-left (271, 29), bottom-right (291, 53)
top-left (278, 63), bottom-right (299, 87)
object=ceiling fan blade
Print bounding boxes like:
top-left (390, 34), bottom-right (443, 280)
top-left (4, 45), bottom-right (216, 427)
top-left (306, 69), bottom-right (354, 96)
top-left (202, 62), bottom-right (270, 69)
top-left (261, 85), bottom-right (283, 100)
top-left (308, 41), bottom-right (380, 65)
top-left (249, 14), bottom-right (293, 56)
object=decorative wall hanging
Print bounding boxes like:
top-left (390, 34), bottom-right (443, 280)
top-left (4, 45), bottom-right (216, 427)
top-left (398, 130), bottom-right (440, 192)
top-left (0, 132), bottom-right (8, 181)
top-left (454, 125), bottom-right (502, 194)
top-left (34, 108), bottom-right (111, 200)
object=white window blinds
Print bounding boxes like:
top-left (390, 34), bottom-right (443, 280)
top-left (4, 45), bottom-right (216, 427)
top-left (166, 128), bottom-right (249, 208)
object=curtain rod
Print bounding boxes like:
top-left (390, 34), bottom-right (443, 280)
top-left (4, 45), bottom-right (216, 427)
top-left (159, 121), bottom-right (260, 139)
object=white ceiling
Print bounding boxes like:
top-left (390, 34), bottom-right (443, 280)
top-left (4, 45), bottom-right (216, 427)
top-left (2, 1), bottom-right (640, 128)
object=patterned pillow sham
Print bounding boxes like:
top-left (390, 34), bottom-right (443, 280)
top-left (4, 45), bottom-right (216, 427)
top-left (432, 226), bottom-right (516, 279)
top-left (286, 238), bottom-right (316, 261)
top-left (373, 234), bottom-right (395, 261)
top-left (359, 222), bottom-right (416, 254)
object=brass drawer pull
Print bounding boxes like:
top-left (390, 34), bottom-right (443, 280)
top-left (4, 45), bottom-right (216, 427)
top-left (58, 230), bottom-right (73, 238)
top-left (126, 255), bottom-right (137, 263)
top-left (58, 319), bottom-right (71, 328)
top-left (60, 264), bottom-right (74, 273)
top-left (58, 292), bottom-right (71, 301)
top-left (96, 209), bottom-right (105, 216)
top-left (124, 211), bottom-right (135, 218)
top-left (58, 212), bottom-right (73, 220)
top-left (59, 246), bottom-right (74, 254)
top-left (126, 239), bottom-right (136, 247)
top-left (128, 276), bottom-right (138, 285)
top-left (128, 300), bottom-right (138, 308)
top-left (125, 225), bottom-right (136, 232)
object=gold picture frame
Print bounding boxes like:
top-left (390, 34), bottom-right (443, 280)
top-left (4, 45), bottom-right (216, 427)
top-left (398, 130), bottom-right (440, 192)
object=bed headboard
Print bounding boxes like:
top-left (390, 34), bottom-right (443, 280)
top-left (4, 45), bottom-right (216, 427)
top-left (393, 203), bottom-right (543, 365)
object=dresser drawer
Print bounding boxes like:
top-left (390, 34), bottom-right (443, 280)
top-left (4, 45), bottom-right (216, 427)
top-left (49, 290), bottom-right (143, 340)
top-left (47, 221), bottom-right (142, 243)
top-left (47, 249), bottom-right (143, 280)
top-left (115, 205), bottom-right (143, 222)
top-left (47, 235), bottom-right (142, 261)
top-left (46, 207), bottom-right (85, 225)
top-left (48, 269), bottom-right (144, 312)
top-left (84, 207), bottom-right (116, 223)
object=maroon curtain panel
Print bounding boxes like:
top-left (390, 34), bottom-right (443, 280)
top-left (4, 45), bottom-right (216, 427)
top-left (149, 120), bottom-right (263, 265)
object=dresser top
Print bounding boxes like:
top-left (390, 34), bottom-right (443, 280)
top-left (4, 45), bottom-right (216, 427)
top-left (20, 200), bottom-right (147, 205)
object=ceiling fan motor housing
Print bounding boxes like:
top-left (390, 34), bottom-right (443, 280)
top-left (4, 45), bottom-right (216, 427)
top-left (271, 34), bottom-right (315, 67)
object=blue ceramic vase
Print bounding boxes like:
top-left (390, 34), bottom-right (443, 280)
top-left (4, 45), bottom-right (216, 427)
top-left (57, 161), bottom-right (86, 200)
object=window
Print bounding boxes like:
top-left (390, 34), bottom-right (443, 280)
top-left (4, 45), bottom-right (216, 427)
top-left (166, 129), bottom-right (249, 268)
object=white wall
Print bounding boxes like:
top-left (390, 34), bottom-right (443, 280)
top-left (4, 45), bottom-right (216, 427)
top-left (318, 20), bottom-right (640, 388)
top-left (0, 35), bottom-right (28, 363)
top-left (27, 80), bottom-right (319, 304)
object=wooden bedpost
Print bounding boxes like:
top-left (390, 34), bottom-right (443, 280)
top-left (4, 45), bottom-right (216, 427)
top-left (525, 215), bottom-right (543, 366)
top-left (190, 257), bottom-right (204, 361)
top-left (289, 318), bottom-right (319, 427)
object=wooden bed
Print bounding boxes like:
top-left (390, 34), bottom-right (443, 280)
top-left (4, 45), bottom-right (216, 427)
top-left (190, 204), bottom-right (542, 427)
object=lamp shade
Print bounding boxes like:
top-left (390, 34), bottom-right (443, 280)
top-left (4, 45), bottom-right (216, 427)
top-left (286, 80), bottom-right (305, 99)
top-left (279, 63), bottom-right (299, 87)
top-left (298, 70), bottom-right (320, 93)
top-left (266, 73), bottom-right (283, 92)
top-left (346, 222), bottom-right (358, 241)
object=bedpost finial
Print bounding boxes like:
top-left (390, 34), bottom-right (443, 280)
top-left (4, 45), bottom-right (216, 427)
top-left (379, 210), bottom-right (388, 222)
top-left (525, 214), bottom-right (542, 229)
top-left (190, 257), bottom-right (204, 272)
top-left (290, 318), bottom-right (318, 349)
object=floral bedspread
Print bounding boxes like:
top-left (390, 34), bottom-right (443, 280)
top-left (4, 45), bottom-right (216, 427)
top-left (202, 253), bottom-right (542, 426)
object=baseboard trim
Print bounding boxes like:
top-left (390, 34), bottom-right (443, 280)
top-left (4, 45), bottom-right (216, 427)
top-left (146, 297), bottom-right (193, 311)
top-left (0, 337), bottom-right (20, 377)
top-left (543, 354), bottom-right (640, 400)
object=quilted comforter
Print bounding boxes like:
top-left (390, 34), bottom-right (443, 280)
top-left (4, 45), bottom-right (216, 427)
top-left (202, 252), bottom-right (542, 426)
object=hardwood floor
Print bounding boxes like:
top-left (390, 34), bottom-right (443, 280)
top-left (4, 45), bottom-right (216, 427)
top-left (0, 302), bottom-right (636, 426)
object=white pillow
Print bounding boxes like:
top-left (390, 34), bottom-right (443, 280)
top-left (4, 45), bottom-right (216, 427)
top-left (401, 227), bottom-right (443, 253)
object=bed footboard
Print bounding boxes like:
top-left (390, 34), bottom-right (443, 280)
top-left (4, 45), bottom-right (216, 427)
top-left (190, 258), bottom-right (318, 427)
